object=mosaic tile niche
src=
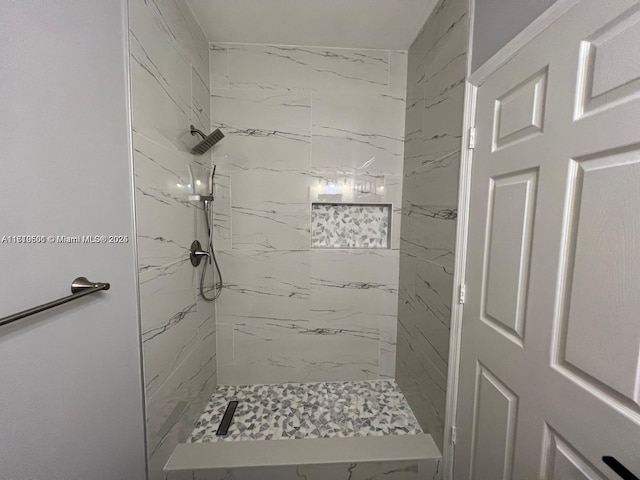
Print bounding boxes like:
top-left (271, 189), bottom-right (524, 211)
top-left (311, 204), bottom-right (391, 249)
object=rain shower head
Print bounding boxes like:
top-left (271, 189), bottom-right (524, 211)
top-left (190, 125), bottom-right (224, 155)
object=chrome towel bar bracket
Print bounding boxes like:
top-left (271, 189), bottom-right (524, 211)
top-left (0, 277), bottom-right (110, 328)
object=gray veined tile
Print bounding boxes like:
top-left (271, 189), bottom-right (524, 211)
top-left (209, 43), bottom-right (229, 89)
top-left (221, 321), bottom-right (380, 384)
top-left (403, 160), bottom-right (460, 212)
top-left (216, 324), bottom-right (234, 385)
top-left (211, 171), bottom-right (231, 250)
top-left (215, 250), bottom-right (311, 322)
top-left (389, 51), bottom-right (408, 98)
top-left (384, 174), bottom-right (403, 250)
top-left (379, 315), bottom-right (398, 379)
top-left (396, 0), bottom-right (467, 451)
top-left (412, 0), bottom-right (468, 90)
top-left (230, 170), bottom-right (311, 250)
top-left (226, 44), bottom-right (390, 93)
top-left (146, 342), bottom-right (214, 479)
top-left (421, 82), bottom-right (465, 172)
top-left (172, 0), bottom-right (210, 84)
top-left (403, 85), bottom-right (426, 175)
top-left (399, 206), bottom-right (457, 270)
top-left (129, 0), bottom-right (194, 152)
top-left (192, 66), bottom-right (211, 132)
top-left (310, 250), bottom-right (399, 317)
top-left (210, 89), bottom-right (311, 171)
top-left (133, 134), bottom-right (196, 269)
top-left (140, 259), bottom-right (199, 399)
top-left (312, 92), bottom-right (405, 174)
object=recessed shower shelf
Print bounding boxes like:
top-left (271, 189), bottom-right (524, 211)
top-left (311, 203), bottom-right (391, 249)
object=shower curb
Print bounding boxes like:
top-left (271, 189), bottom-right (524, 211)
top-left (164, 434), bottom-right (441, 479)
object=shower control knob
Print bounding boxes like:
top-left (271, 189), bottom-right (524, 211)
top-left (190, 240), bottom-right (210, 267)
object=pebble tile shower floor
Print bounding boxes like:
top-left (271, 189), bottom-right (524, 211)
top-left (189, 380), bottom-right (423, 443)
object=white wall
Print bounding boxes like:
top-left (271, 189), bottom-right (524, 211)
top-left (209, 43), bottom-right (407, 384)
top-left (0, 1), bottom-right (146, 478)
top-left (396, 0), bottom-right (469, 450)
top-left (471, 0), bottom-right (557, 71)
top-left (128, 1), bottom-right (217, 478)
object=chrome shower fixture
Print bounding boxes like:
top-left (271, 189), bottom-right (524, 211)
top-left (189, 125), bottom-right (224, 155)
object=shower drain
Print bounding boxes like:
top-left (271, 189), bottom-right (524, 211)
top-left (216, 400), bottom-right (238, 436)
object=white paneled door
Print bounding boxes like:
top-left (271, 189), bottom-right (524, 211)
top-left (455, 0), bottom-right (640, 478)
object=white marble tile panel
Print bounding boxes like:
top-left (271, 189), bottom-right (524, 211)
top-left (380, 314), bottom-right (398, 379)
top-left (389, 50), bottom-right (408, 98)
top-left (226, 44), bottom-right (390, 93)
top-left (215, 250), bottom-right (311, 322)
top-left (147, 343), bottom-right (215, 479)
top-left (412, 0), bottom-right (468, 91)
top-left (210, 89), bottom-right (311, 171)
top-left (310, 250), bottom-right (399, 316)
top-left (396, 0), bottom-right (468, 452)
top-left (421, 83), bottom-right (465, 172)
top-left (129, 0), bottom-right (192, 104)
top-left (173, 0), bottom-right (210, 85)
top-left (167, 460), bottom-right (425, 480)
top-left (140, 259), bottom-right (199, 398)
top-left (403, 159), bottom-right (460, 213)
top-left (412, 260), bottom-right (453, 378)
top-left (146, 347), bottom-right (197, 461)
top-left (399, 208), bottom-right (457, 271)
top-left (215, 323), bottom-right (234, 384)
top-left (209, 43), bottom-right (229, 89)
top-left (312, 92), bottom-right (405, 173)
top-left (385, 173), bottom-right (403, 250)
top-left (404, 86), bottom-right (426, 174)
top-left (133, 134), bottom-right (195, 270)
top-left (230, 170), bottom-right (311, 250)
top-left (223, 320), bottom-right (379, 384)
top-left (129, 0), bottom-right (193, 152)
top-left (309, 170), bottom-right (385, 204)
top-left (192, 66), bottom-right (210, 132)
top-left (211, 170), bottom-right (231, 250)
top-left (396, 329), bottom-right (447, 450)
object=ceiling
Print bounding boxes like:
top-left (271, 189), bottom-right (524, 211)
top-left (187, 0), bottom-right (438, 50)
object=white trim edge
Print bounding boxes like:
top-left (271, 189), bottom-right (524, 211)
top-left (442, 79), bottom-right (476, 480)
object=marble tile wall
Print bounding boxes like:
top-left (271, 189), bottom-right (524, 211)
top-left (210, 43), bottom-right (407, 384)
top-left (396, 0), bottom-right (469, 451)
top-left (165, 459), bottom-right (438, 480)
top-left (128, 1), bottom-right (217, 478)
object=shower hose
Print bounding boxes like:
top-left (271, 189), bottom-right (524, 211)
top-left (199, 200), bottom-right (223, 301)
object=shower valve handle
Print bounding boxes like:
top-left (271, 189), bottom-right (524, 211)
top-left (190, 240), bottom-right (210, 267)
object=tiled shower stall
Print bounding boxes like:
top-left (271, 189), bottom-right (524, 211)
top-left (208, 41), bottom-right (407, 385)
top-left (128, 0), bottom-right (468, 477)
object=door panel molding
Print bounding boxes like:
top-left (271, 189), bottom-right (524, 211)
top-left (480, 168), bottom-right (538, 348)
top-left (575, 4), bottom-right (640, 119)
top-left (540, 424), bottom-right (607, 479)
top-left (552, 145), bottom-right (640, 419)
top-left (469, 362), bottom-right (519, 480)
top-left (492, 68), bottom-right (548, 152)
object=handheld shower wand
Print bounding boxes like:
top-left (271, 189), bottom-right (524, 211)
top-left (199, 164), bottom-right (223, 301)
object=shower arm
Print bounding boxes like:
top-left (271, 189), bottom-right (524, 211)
top-left (190, 125), bottom-right (208, 140)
